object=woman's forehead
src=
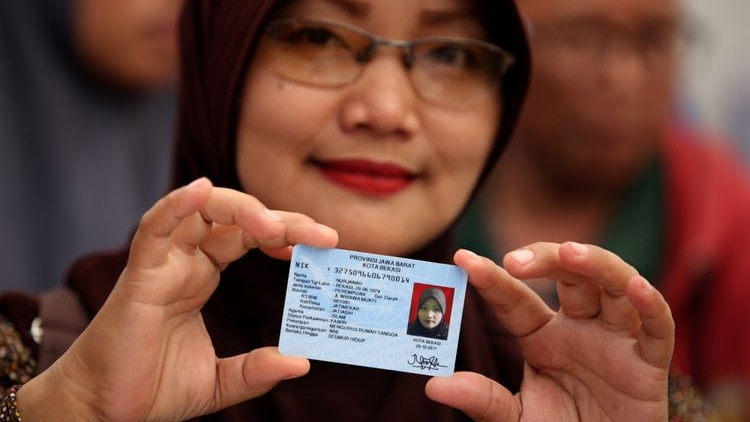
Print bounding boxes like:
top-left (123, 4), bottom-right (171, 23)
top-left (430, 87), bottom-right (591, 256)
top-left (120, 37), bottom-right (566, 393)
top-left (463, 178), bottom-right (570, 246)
top-left (281, 0), bottom-right (480, 14)
top-left (277, 0), bottom-right (488, 38)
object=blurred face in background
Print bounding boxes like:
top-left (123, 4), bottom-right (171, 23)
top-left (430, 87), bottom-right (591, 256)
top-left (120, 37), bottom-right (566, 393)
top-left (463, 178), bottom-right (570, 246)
top-left (73, 0), bottom-right (184, 91)
top-left (514, 0), bottom-right (684, 190)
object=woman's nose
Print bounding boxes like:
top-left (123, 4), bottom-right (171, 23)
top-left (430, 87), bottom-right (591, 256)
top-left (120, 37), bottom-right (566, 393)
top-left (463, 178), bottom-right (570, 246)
top-left (338, 53), bottom-right (420, 138)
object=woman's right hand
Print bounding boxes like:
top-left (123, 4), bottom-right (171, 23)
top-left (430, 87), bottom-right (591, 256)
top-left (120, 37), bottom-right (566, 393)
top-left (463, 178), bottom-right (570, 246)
top-left (18, 177), bottom-right (339, 422)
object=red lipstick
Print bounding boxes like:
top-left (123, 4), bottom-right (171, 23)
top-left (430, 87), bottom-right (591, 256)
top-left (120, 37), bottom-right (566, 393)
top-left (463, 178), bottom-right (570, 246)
top-left (316, 159), bottom-right (414, 196)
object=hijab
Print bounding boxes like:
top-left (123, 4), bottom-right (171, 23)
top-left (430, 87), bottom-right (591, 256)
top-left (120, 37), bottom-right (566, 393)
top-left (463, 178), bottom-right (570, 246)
top-left (420, 288), bottom-right (447, 314)
top-left (64, 0), bottom-right (531, 419)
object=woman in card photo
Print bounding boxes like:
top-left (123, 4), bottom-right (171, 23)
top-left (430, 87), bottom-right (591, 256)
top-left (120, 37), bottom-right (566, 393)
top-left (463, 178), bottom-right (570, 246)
top-left (407, 287), bottom-right (450, 340)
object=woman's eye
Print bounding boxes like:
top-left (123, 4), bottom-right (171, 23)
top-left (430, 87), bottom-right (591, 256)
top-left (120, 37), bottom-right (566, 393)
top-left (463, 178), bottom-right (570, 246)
top-left (285, 27), bottom-right (346, 48)
top-left (425, 44), bottom-right (477, 68)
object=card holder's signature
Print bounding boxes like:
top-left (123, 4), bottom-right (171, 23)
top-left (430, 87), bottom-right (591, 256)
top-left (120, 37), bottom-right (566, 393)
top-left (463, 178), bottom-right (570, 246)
top-left (407, 354), bottom-right (447, 371)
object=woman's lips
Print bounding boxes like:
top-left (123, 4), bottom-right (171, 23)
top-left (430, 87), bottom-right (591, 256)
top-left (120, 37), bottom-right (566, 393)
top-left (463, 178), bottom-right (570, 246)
top-left (315, 159), bottom-right (415, 196)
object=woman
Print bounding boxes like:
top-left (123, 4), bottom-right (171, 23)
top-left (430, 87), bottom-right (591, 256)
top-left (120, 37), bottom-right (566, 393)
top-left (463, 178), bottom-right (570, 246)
top-left (408, 288), bottom-right (450, 340)
top-left (0, 0), bottom-right (675, 420)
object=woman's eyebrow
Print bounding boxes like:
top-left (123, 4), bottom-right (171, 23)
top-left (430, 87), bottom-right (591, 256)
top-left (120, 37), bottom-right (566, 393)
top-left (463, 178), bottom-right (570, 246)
top-left (321, 0), bottom-right (370, 17)
top-left (421, 7), bottom-right (476, 26)
top-left (420, 7), bottom-right (486, 38)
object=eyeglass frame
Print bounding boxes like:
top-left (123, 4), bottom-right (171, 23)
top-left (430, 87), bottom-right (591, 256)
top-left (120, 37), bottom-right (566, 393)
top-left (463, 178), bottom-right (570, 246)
top-left (260, 17), bottom-right (517, 107)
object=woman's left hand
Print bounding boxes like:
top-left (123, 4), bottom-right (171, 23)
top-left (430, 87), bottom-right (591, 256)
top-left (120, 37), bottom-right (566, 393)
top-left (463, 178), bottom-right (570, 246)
top-left (426, 242), bottom-right (674, 421)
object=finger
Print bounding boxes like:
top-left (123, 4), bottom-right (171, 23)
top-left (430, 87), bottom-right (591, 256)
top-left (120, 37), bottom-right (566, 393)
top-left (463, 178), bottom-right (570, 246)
top-left (505, 242), bottom-right (640, 329)
top-left (195, 223), bottom-right (244, 267)
top-left (454, 249), bottom-right (553, 338)
top-left (558, 242), bottom-right (640, 330)
top-left (171, 212), bottom-right (213, 251)
top-left (194, 188), bottom-right (317, 265)
top-left (182, 186), bottom-right (338, 266)
top-left (255, 211), bottom-right (339, 256)
top-left (502, 242), bottom-right (583, 283)
top-left (201, 188), bottom-right (288, 244)
top-left (201, 188), bottom-right (338, 251)
top-left (129, 178), bottom-right (214, 268)
top-left (503, 243), bottom-right (604, 320)
top-left (213, 347), bottom-right (310, 411)
top-left (627, 276), bottom-right (675, 368)
top-left (196, 211), bottom-right (339, 266)
top-left (425, 372), bottom-right (519, 422)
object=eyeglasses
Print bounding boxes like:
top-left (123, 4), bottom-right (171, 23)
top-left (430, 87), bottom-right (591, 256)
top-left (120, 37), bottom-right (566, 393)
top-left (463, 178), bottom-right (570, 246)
top-left (261, 18), bottom-right (516, 107)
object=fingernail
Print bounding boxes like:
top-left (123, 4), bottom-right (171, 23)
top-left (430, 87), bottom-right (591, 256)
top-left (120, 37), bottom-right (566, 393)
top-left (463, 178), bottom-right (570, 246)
top-left (636, 276), bottom-right (653, 293)
top-left (508, 249), bottom-right (534, 266)
top-left (265, 208), bottom-right (283, 222)
top-left (188, 177), bottom-right (208, 188)
top-left (460, 249), bottom-right (480, 260)
top-left (568, 242), bottom-right (588, 256)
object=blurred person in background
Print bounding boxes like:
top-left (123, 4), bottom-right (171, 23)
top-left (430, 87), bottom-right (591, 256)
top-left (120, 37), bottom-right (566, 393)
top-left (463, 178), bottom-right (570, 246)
top-left (725, 72), bottom-right (750, 168)
top-left (457, 0), bottom-right (750, 419)
top-left (0, 0), bottom-right (183, 293)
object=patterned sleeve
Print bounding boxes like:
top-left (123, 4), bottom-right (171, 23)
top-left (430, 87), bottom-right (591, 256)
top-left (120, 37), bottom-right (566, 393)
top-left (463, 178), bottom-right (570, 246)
top-left (668, 372), bottom-right (723, 422)
top-left (0, 316), bottom-right (36, 396)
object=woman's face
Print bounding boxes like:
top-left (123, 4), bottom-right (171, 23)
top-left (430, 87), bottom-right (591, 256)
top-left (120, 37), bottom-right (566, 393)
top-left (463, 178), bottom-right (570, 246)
top-left (236, 0), bottom-right (501, 256)
top-left (418, 298), bottom-right (444, 329)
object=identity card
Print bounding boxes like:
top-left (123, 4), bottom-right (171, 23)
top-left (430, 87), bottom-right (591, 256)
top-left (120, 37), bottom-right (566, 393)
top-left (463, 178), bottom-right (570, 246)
top-left (279, 244), bottom-right (467, 377)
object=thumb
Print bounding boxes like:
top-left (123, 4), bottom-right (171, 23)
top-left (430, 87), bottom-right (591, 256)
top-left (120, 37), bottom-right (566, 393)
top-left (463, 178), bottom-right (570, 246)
top-left (214, 347), bottom-right (310, 410)
top-left (425, 371), bottom-right (519, 422)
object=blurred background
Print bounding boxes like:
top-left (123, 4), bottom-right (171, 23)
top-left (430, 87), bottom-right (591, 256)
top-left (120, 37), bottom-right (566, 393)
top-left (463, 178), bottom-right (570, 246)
top-left (681, 0), bottom-right (750, 166)
top-left (455, 0), bottom-right (750, 416)
top-left (0, 0), bottom-right (182, 293)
